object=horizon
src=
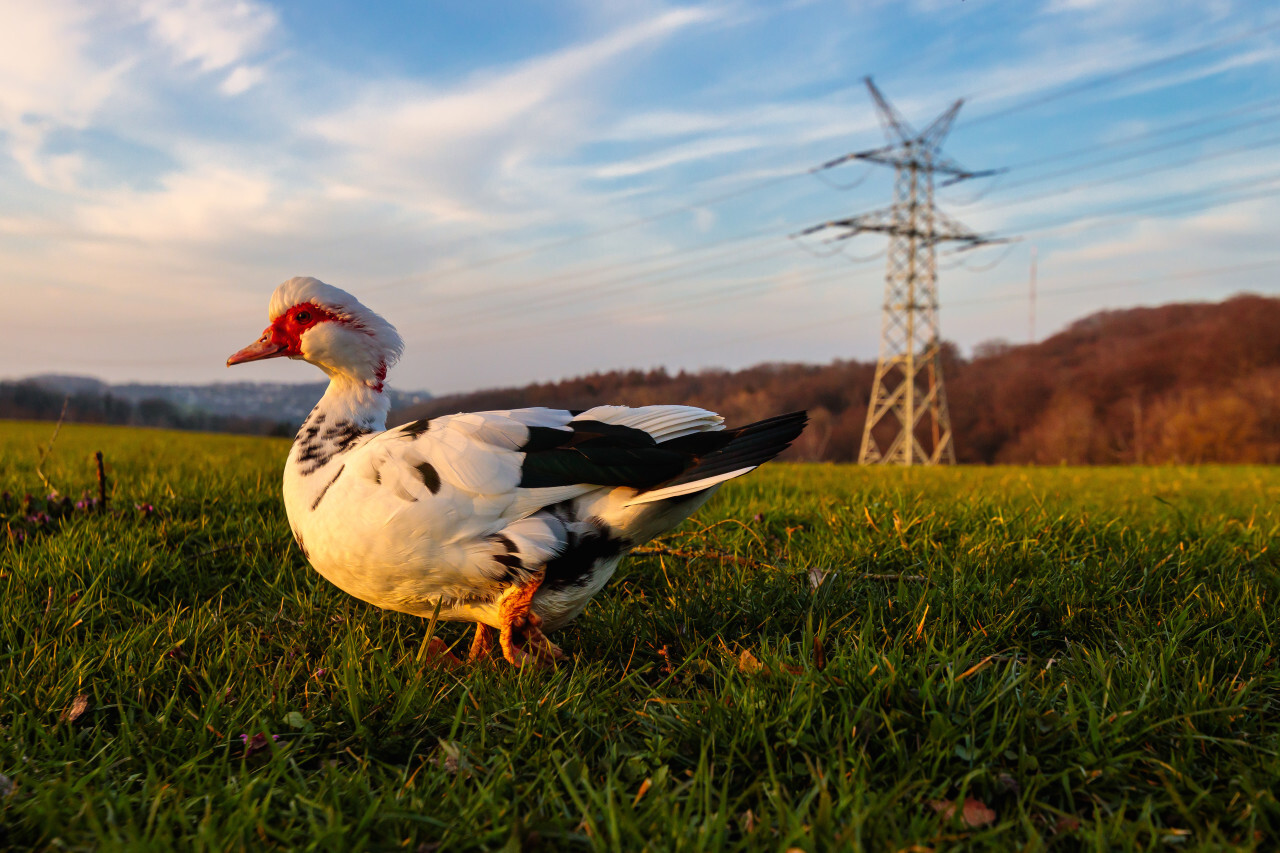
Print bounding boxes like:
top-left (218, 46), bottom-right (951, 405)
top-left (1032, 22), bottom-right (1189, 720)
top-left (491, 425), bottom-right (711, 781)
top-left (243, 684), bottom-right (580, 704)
top-left (5, 285), bottom-right (1272, 396)
top-left (3, 1), bottom-right (1278, 394)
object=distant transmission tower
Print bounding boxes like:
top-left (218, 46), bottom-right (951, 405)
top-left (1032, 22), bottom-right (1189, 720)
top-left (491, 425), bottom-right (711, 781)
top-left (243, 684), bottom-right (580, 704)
top-left (798, 78), bottom-right (1005, 465)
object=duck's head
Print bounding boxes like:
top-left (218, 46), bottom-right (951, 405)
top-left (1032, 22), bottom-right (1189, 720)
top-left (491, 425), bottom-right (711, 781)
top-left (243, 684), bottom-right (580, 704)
top-left (227, 277), bottom-right (404, 390)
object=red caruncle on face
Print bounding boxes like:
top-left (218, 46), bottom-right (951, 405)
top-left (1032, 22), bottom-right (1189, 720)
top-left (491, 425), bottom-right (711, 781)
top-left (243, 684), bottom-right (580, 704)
top-left (271, 302), bottom-right (341, 354)
top-left (226, 301), bottom-right (343, 366)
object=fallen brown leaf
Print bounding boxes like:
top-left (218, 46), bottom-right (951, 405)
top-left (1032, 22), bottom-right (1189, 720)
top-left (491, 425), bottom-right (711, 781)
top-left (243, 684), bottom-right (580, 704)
top-left (736, 648), bottom-right (804, 676)
top-left (61, 694), bottom-right (89, 723)
top-left (963, 798), bottom-right (997, 827)
top-left (930, 797), bottom-right (996, 828)
top-left (632, 777), bottom-right (652, 807)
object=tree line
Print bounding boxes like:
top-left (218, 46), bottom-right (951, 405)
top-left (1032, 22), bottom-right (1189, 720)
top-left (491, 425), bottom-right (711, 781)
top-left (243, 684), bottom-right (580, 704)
top-left (0, 382), bottom-right (292, 436)
top-left (393, 293), bottom-right (1280, 464)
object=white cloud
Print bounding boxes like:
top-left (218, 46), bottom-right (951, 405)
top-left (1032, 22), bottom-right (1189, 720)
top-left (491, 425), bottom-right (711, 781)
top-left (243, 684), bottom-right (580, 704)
top-left (0, 1), bottom-right (121, 126)
top-left (220, 63), bottom-right (267, 96)
top-left (308, 7), bottom-right (717, 221)
top-left (136, 0), bottom-right (277, 73)
top-left (592, 135), bottom-right (764, 179)
top-left (75, 164), bottom-right (276, 241)
top-left (1046, 197), bottom-right (1280, 265)
top-left (0, 2), bottom-right (134, 188)
top-left (1044, 0), bottom-right (1112, 11)
top-left (602, 110), bottom-right (734, 140)
top-left (0, 0), bottom-right (279, 193)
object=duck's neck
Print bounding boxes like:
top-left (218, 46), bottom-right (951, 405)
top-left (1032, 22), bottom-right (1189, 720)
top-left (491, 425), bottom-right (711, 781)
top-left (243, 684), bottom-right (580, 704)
top-left (312, 376), bottom-right (390, 432)
top-left (289, 377), bottom-right (388, 478)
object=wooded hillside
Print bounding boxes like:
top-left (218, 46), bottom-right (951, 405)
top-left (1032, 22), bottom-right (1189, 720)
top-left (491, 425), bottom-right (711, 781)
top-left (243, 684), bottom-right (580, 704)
top-left (393, 293), bottom-right (1280, 464)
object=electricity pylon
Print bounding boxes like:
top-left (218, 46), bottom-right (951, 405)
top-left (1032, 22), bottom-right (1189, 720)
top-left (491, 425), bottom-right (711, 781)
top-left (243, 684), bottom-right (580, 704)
top-left (798, 78), bottom-right (1004, 465)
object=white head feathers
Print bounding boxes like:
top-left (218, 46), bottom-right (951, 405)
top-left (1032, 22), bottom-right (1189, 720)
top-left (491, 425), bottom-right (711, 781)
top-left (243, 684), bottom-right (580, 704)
top-left (269, 276), bottom-right (405, 372)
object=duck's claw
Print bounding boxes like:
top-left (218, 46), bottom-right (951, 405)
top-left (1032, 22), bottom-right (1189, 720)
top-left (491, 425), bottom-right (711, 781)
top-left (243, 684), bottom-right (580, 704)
top-left (496, 575), bottom-right (563, 668)
top-left (420, 636), bottom-right (464, 670)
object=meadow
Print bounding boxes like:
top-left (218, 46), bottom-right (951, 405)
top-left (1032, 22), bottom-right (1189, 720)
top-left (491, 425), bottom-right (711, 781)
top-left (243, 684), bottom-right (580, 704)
top-left (1, 419), bottom-right (1278, 851)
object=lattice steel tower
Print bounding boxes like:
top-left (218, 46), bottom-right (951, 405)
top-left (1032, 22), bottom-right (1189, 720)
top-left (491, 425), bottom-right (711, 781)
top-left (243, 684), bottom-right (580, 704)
top-left (800, 78), bottom-right (1003, 465)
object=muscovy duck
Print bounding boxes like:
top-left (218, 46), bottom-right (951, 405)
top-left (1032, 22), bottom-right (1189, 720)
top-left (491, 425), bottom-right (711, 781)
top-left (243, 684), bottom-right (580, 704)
top-left (228, 276), bottom-right (806, 666)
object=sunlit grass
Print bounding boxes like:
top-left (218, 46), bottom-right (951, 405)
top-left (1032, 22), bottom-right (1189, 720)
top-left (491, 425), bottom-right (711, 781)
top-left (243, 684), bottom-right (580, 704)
top-left (1, 420), bottom-right (1278, 850)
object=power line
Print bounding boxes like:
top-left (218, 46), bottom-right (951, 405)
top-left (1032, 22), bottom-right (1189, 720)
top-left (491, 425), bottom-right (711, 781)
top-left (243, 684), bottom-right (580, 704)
top-left (406, 180), bottom-right (1280, 375)
top-left (981, 111), bottom-right (1280, 200)
top-left (369, 170), bottom-right (810, 296)
top-left (504, 100), bottom-right (1280, 326)
top-left (389, 209), bottom-right (852, 328)
top-left (400, 160), bottom-right (1280, 350)
top-left (1010, 168), bottom-right (1280, 238)
top-left (993, 92), bottom-right (1280, 174)
top-left (416, 250), bottom-right (880, 350)
top-left (958, 16), bottom-right (1280, 128)
top-left (971, 132), bottom-right (1280, 217)
top-left (437, 241), bottom-right (804, 327)
top-left (400, 148), bottom-right (1280, 348)
top-left (405, 99), bottom-right (1280, 329)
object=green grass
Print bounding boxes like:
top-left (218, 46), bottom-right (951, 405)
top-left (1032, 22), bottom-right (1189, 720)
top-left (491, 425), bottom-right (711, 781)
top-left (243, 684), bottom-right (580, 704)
top-left (2, 419), bottom-right (1278, 851)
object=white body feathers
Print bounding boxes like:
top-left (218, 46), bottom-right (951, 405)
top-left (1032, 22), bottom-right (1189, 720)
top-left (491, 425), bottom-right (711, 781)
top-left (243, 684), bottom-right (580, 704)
top-left (284, 398), bottom-right (726, 631)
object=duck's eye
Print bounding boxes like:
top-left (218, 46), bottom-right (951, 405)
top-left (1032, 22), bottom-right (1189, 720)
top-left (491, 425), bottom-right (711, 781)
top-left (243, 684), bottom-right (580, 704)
top-left (295, 310), bottom-right (312, 324)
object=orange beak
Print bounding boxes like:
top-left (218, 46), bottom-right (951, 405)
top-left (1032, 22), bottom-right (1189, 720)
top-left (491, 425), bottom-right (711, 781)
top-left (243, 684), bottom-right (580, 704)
top-left (227, 328), bottom-right (289, 366)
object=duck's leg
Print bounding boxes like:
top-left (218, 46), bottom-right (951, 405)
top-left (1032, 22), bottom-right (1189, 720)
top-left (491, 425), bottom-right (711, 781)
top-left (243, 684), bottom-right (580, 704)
top-left (467, 623), bottom-right (497, 662)
top-left (496, 572), bottom-right (565, 667)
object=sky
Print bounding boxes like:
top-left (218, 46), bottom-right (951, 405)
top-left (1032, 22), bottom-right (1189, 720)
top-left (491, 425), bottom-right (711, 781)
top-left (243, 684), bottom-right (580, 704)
top-left (2, 0), bottom-right (1279, 395)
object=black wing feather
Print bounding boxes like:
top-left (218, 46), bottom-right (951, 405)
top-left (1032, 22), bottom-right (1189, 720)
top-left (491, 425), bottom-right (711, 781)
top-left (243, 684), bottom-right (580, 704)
top-left (641, 411), bottom-right (809, 492)
top-left (519, 419), bottom-right (676, 488)
top-left (517, 412), bottom-right (808, 492)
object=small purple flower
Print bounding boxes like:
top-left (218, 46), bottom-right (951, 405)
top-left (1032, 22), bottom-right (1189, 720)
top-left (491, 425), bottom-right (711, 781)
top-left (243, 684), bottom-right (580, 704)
top-left (313, 668), bottom-right (327, 678)
top-left (135, 503), bottom-right (156, 516)
top-left (239, 732), bottom-right (279, 755)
